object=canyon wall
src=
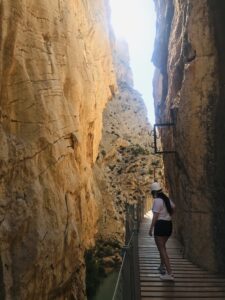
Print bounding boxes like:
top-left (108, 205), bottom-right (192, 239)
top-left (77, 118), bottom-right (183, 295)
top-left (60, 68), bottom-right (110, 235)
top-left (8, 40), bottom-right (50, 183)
top-left (0, 1), bottom-right (116, 299)
top-left (95, 39), bottom-right (163, 242)
top-left (153, 0), bottom-right (225, 273)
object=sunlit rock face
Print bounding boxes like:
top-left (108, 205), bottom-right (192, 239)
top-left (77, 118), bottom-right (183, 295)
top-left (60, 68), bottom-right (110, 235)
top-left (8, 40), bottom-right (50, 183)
top-left (0, 0), bottom-right (116, 299)
top-left (153, 0), bottom-right (225, 272)
top-left (95, 40), bottom-right (164, 242)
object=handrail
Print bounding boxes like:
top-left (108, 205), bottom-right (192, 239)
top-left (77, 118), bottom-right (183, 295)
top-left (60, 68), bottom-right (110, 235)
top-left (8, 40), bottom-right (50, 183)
top-left (112, 232), bottom-right (134, 300)
top-left (112, 250), bottom-right (127, 300)
top-left (111, 200), bottom-right (146, 300)
top-left (127, 231), bottom-right (134, 248)
top-left (112, 230), bottom-right (135, 300)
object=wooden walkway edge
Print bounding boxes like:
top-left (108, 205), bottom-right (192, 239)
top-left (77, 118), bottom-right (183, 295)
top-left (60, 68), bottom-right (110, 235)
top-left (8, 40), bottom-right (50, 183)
top-left (138, 212), bottom-right (225, 299)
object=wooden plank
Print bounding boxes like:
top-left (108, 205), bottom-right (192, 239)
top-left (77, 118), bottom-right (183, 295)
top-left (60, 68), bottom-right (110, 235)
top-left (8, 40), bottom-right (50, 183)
top-left (140, 269), bottom-right (205, 273)
top-left (140, 271), bottom-right (212, 276)
top-left (141, 281), bottom-right (225, 287)
top-left (140, 276), bottom-right (225, 283)
top-left (141, 286), bottom-right (225, 292)
top-left (141, 291), bottom-right (225, 297)
top-left (139, 265), bottom-right (205, 269)
top-left (141, 296), bottom-right (225, 300)
top-left (141, 298), bottom-right (225, 300)
top-left (140, 274), bottom-right (221, 279)
top-left (140, 265), bottom-right (203, 270)
top-left (139, 260), bottom-right (194, 264)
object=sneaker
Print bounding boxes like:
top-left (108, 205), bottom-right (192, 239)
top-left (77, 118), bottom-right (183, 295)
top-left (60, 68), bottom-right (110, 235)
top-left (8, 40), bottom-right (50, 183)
top-left (160, 273), bottom-right (175, 281)
top-left (158, 265), bottom-right (166, 274)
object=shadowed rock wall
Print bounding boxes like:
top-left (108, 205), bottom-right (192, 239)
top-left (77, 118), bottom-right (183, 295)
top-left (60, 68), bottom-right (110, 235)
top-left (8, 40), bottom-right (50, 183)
top-left (153, 0), bottom-right (225, 272)
top-left (0, 1), bottom-right (116, 299)
top-left (208, 0), bottom-right (225, 274)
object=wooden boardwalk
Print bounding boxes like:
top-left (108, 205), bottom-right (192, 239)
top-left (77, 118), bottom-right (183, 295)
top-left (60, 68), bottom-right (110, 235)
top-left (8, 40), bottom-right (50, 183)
top-left (138, 212), bottom-right (225, 299)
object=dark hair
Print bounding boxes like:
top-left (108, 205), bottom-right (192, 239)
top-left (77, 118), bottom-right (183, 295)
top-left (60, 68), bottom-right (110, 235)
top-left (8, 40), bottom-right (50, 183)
top-left (157, 191), bottom-right (173, 216)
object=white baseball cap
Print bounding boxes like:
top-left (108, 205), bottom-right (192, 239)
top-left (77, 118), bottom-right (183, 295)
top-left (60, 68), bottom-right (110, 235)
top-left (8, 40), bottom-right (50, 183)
top-left (151, 182), bottom-right (162, 192)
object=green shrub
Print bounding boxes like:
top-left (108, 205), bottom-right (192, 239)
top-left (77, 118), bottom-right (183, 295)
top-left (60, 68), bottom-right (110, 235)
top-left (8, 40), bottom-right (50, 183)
top-left (131, 145), bottom-right (149, 156)
top-left (101, 150), bottom-right (106, 157)
top-left (149, 169), bottom-right (153, 175)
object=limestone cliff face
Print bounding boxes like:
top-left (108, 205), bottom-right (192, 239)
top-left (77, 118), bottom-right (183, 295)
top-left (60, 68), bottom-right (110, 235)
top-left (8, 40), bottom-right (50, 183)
top-left (0, 1), bottom-right (116, 299)
top-left (95, 40), bottom-right (164, 242)
top-left (153, 0), bottom-right (225, 272)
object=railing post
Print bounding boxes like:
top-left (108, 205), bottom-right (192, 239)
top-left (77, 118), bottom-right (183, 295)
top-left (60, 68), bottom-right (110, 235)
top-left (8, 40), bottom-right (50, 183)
top-left (122, 246), bottom-right (132, 300)
top-left (133, 230), bottom-right (140, 300)
top-left (129, 242), bottom-right (135, 300)
top-left (142, 199), bottom-right (144, 219)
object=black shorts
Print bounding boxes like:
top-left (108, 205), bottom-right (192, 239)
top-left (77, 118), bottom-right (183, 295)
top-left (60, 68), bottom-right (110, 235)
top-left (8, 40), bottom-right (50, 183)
top-left (154, 220), bottom-right (172, 237)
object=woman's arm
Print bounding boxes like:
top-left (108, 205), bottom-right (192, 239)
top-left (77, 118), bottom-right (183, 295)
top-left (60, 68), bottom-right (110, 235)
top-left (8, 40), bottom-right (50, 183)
top-left (149, 212), bottom-right (159, 236)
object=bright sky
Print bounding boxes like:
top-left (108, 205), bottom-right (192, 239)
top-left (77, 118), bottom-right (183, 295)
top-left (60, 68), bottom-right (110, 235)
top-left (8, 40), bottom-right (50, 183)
top-left (109, 0), bottom-right (156, 124)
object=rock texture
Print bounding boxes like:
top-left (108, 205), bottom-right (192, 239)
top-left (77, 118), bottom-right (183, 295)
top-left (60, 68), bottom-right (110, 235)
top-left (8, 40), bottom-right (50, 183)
top-left (153, 0), bottom-right (225, 272)
top-left (95, 39), bottom-right (164, 242)
top-left (0, 1), bottom-right (116, 299)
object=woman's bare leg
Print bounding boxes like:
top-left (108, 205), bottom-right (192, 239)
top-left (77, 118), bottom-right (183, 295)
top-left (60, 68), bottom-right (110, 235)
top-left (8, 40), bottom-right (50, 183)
top-left (154, 236), bottom-right (164, 266)
top-left (155, 236), bottom-right (172, 274)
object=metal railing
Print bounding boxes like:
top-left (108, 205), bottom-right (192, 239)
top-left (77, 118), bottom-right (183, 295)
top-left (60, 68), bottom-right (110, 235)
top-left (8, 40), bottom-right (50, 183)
top-left (112, 201), bottom-right (145, 300)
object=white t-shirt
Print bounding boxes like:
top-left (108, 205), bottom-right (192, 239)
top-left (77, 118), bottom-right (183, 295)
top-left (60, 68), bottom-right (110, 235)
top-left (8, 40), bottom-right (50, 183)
top-left (152, 197), bottom-right (175, 221)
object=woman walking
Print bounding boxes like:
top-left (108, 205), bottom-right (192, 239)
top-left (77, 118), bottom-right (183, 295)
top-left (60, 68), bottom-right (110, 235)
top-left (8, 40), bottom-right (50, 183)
top-left (149, 182), bottom-right (175, 281)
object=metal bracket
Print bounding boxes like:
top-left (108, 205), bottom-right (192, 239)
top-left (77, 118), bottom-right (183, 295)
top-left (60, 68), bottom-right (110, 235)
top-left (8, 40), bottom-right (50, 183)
top-left (153, 123), bottom-right (176, 154)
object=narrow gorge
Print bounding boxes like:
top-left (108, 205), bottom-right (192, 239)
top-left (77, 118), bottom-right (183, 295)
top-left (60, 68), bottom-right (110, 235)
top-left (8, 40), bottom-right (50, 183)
top-left (94, 39), bottom-right (162, 244)
top-left (0, 0), bottom-right (225, 299)
top-left (0, 1), bottom-right (159, 299)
